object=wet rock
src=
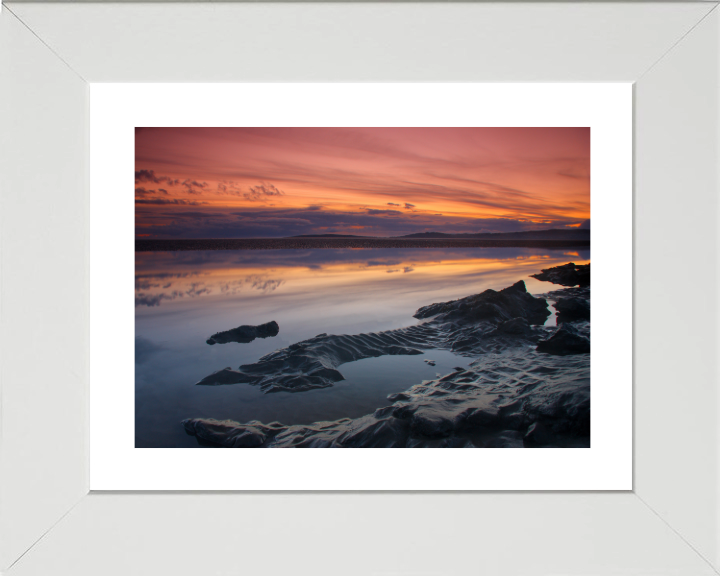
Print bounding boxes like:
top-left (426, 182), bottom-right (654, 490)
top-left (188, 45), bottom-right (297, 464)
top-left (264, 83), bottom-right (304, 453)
top-left (207, 320), bottom-right (279, 345)
top-left (336, 417), bottom-right (409, 448)
top-left (543, 286), bottom-right (590, 301)
top-left (493, 317), bottom-right (534, 337)
top-left (483, 431), bottom-right (524, 448)
top-left (455, 404), bottom-right (502, 430)
top-left (195, 367), bottom-right (261, 386)
top-left (531, 262), bottom-right (590, 287)
top-left (409, 408), bottom-right (454, 438)
top-left (554, 297), bottom-right (590, 323)
top-left (414, 280), bottom-right (550, 325)
top-left (536, 324), bottom-right (590, 356)
top-left (522, 377), bottom-right (590, 438)
top-left (182, 418), bottom-right (269, 447)
top-left (451, 337), bottom-right (479, 352)
top-left (439, 437), bottom-right (476, 448)
top-left (391, 404), bottom-right (417, 419)
top-left (523, 422), bottom-right (553, 447)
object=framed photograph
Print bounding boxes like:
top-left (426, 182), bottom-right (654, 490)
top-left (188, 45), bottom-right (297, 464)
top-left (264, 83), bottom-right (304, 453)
top-left (89, 83), bottom-right (630, 491)
top-left (1, 2), bottom-right (718, 575)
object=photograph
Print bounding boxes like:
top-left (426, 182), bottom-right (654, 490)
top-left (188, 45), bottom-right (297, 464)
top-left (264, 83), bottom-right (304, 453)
top-left (134, 127), bottom-right (591, 448)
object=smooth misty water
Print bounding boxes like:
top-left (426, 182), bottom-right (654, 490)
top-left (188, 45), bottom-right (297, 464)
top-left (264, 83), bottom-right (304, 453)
top-left (135, 246), bottom-right (589, 447)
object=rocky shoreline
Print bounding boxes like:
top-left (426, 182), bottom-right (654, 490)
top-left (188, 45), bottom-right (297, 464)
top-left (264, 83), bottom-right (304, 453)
top-left (183, 262), bottom-right (591, 448)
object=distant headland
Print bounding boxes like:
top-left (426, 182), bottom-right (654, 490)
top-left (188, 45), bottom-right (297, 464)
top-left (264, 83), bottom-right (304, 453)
top-left (136, 229), bottom-right (590, 252)
top-left (290, 229), bottom-right (589, 241)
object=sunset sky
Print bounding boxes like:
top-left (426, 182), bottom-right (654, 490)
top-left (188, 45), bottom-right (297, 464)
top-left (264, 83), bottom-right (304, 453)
top-left (135, 127), bottom-right (590, 239)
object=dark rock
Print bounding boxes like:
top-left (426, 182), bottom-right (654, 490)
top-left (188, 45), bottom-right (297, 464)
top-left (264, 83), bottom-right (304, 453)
top-left (523, 422), bottom-right (553, 447)
top-left (195, 367), bottom-right (261, 386)
top-left (531, 262), bottom-right (590, 287)
top-left (536, 324), bottom-right (590, 355)
top-left (410, 408), bottom-right (454, 438)
top-left (543, 286), bottom-right (590, 301)
top-left (392, 404), bottom-right (417, 419)
top-left (483, 431), bottom-right (524, 448)
top-left (182, 418), bottom-right (268, 447)
top-left (414, 280), bottom-right (550, 325)
top-left (206, 320), bottom-right (279, 345)
top-left (451, 337), bottom-right (479, 352)
top-left (493, 317), bottom-right (534, 337)
top-left (554, 297), bottom-right (590, 323)
top-left (455, 405), bottom-right (502, 430)
top-left (337, 417), bottom-right (409, 448)
top-left (439, 437), bottom-right (476, 448)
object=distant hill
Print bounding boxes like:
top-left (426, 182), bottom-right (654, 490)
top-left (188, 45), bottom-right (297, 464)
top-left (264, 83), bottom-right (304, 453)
top-left (401, 229), bottom-right (590, 241)
top-left (287, 229), bottom-right (589, 241)
top-left (290, 233), bottom-right (369, 238)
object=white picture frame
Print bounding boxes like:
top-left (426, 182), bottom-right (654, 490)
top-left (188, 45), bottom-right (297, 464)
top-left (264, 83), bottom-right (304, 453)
top-left (1, 2), bottom-right (718, 575)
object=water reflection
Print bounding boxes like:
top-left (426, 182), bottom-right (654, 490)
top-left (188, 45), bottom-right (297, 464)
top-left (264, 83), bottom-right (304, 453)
top-left (135, 247), bottom-right (590, 309)
top-left (135, 246), bottom-right (589, 447)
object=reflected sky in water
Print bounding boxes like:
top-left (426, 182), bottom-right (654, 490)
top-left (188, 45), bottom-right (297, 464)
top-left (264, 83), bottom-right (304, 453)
top-left (135, 246), bottom-right (589, 447)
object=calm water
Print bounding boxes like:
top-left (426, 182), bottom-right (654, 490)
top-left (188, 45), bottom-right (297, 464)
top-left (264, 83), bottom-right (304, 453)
top-left (135, 246), bottom-right (590, 447)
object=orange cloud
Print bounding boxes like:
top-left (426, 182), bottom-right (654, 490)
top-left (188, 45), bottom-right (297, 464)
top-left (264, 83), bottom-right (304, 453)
top-left (135, 128), bottom-right (590, 238)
